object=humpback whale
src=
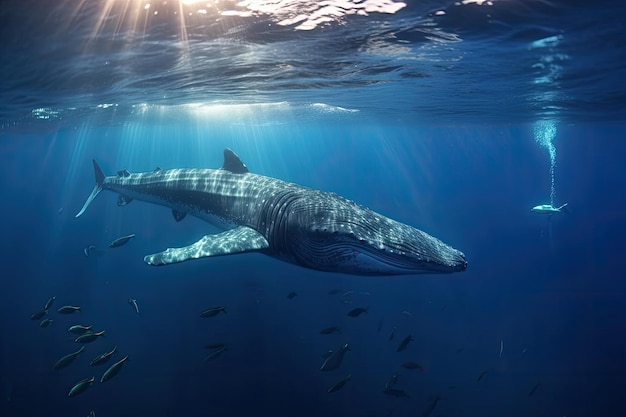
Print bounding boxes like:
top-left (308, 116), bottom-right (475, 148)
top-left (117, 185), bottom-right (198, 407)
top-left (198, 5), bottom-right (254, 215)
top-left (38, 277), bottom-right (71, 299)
top-left (76, 149), bottom-right (467, 276)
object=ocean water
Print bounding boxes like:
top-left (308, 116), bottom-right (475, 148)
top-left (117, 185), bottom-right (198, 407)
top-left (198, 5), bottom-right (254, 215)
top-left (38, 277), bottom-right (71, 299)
top-left (1, 1), bottom-right (626, 416)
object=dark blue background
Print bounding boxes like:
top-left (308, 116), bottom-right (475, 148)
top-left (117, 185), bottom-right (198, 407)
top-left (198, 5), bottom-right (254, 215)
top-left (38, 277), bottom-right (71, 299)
top-left (1, 122), bottom-right (624, 417)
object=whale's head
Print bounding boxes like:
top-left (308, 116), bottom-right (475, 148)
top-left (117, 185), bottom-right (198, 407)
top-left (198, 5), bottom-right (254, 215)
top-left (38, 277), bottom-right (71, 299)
top-left (285, 198), bottom-right (467, 276)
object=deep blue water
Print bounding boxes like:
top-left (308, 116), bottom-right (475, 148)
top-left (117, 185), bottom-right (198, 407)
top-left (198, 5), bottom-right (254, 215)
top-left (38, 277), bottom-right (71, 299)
top-left (2, 1), bottom-right (626, 417)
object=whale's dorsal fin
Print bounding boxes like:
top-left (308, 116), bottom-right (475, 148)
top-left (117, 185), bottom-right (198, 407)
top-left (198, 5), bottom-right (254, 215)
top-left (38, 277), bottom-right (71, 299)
top-left (221, 149), bottom-right (249, 174)
top-left (117, 169), bottom-right (131, 178)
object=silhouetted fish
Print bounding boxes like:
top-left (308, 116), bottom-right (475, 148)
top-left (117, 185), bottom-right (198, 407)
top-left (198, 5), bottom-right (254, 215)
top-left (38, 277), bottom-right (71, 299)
top-left (383, 388), bottom-right (410, 398)
top-left (396, 335), bottom-right (414, 352)
top-left (347, 307), bottom-right (368, 317)
top-left (320, 326), bottom-right (341, 335)
top-left (109, 234), bottom-right (135, 248)
top-left (328, 374), bottom-right (351, 393)
top-left (200, 306), bottom-right (226, 318)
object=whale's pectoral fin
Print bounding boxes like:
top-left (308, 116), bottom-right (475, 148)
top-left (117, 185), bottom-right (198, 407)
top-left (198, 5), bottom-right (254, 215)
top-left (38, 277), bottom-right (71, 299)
top-left (144, 226), bottom-right (269, 266)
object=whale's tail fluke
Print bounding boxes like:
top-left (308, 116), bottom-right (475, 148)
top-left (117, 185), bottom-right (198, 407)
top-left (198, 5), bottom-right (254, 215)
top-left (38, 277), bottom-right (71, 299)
top-left (76, 160), bottom-right (105, 218)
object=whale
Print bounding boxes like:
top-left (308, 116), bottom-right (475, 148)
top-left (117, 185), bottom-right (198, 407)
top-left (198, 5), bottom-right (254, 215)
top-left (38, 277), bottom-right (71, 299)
top-left (76, 149), bottom-right (467, 276)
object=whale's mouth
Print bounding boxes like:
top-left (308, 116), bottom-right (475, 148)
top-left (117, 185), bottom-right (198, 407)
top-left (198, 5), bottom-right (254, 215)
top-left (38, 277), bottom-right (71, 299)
top-left (290, 230), bottom-right (467, 276)
top-left (347, 243), bottom-right (467, 275)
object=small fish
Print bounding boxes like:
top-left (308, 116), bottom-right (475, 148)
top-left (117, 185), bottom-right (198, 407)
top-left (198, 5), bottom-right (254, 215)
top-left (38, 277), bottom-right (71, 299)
top-left (69, 325), bottom-right (93, 335)
top-left (101, 355), bottom-right (129, 383)
top-left (109, 234), bottom-right (135, 248)
top-left (499, 339), bottom-right (503, 358)
top-left (383, 388), bottom-right (410, 398)
top-left (327, 289), bottom-right (342, 295)
top-left (83, 245), bottom-right (96, 257)
top-left (347, 307), bottom-right (368, 317)
top-left (476, 370), bottom-right (487, 382)
top-left (75, 330), bottom-right (105, 343)
top-left (287, 292), bottom-right (298, 299)
top-left (44, 296), bottom-right (56, 310)
top-left (342, 290), bottom-right (355, 297)
top-left (396, 335), bottom-right (414, 352)
top-left (204, 343), bottom-right (226, 350)
top-left (320, 343), bottom-right (350, 371)
top-left (421, 396), bottom-right (441, 417)
top-left (58, 305), bottom-right (81, 314)
top-left (385, 374), bottom-right (399, 390)
top-left (320, 326), bottom-right (341, 335)
top-left (200, 306), bottom-right (227, 318)
top-left (204, 346), bottom-right (226, 361)
top-left (39, 318), bottom-right (54, 327)
top-left (30, 310), bottom-right (47, 320)
top-left (402, 361), bottom-right (423, 371)
top-left (401, 310), bottom-right (413, 318)
top-left (388, 326), bottom-right (396, 341)
top-left (327, 373), bottom-right (351, 393)
top-left (53, 346), bottom-right (86, 370)
top-left (128, 298), bottom-right (139, 314)
top-left (58, 208), bottom-right (63, 214)
top-left (68, 376), bottom-right (94, 397)
top-left (90, 345), bottom-right (117, 366)
top-left (528, 383), bottom-right (541, 397)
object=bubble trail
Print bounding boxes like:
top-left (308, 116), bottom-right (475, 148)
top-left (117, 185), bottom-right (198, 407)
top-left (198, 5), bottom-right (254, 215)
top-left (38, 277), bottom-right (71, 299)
top-left (534, 121), bottom-right (557, 206)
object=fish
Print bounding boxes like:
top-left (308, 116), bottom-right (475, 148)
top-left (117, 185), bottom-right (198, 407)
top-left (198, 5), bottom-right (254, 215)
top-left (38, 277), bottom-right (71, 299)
top-left (200, 306), bottom-right (227, 318)
top-left (320, 326), bottom-right (341, 335)
top-left (385, 374), bottom-right (399, 390)
top-left (39, 318), bottom-right (53, 327)
top-left (30, 310), bottom-right (47, 320)
top-left (44, 296), bottom-right (56, 310)
top-left (101, 355), bottom-right (129, 383)
top-left (327, 373), bottom-right (351, 393)
top-left (388, 326), bottom-right (396, 341)
top-left (383, 388), bottom-right (410, 398)
top-left (287, 292), bottom-right (298, 299)
top-left (128, 298), bottom-right (139, 314)
top-left (401, 361), bottom-right (423, 371)
top-left (68, 325), bottom-right (93, 335)
top-left (75, 330), bottom-right (106, 343)
top-left (68, 376), bottom-right (94, 397)
top-left (58, 305), bottom-right (81, 314)
top-left (90, 345), bottom-right (117, 366)
top-left (109, 234), bottom-right (135, 248)
top-left (347, 307), bottom-right (368, 317)
top-left (53, 346), bottom-right (86, 370)
top-left (528, 383), bottom-right (541, 397)
top-left (203, 343), bottom-right (226, 350)
top-left (204, 346), bottom-right (226, 361)
top-left (477, 370), bottom-right (487, 382)
top-left (396, 335), bottom-right (414, 352)
top-left (75, 149), bottom-right (467, 276)
top-left (531, 203), bottom-right (568, 215)
top-left (320, 343), bottom-right (350, 371)
top-left (421, 396), bottom-right (441, 417)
